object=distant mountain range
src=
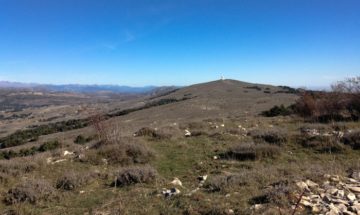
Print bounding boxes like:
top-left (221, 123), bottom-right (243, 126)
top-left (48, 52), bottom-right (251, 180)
top-left (0, 81), bottom-right (177, 94)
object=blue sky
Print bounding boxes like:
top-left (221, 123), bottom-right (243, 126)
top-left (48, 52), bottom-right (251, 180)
top-left (0, 0), bottom-right (359, 87)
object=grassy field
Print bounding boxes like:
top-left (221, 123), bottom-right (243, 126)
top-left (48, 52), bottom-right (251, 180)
top-left (0, 115), bottom-right (359, 215)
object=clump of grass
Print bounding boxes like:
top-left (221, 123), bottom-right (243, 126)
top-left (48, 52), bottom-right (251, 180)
top-left (56, 171), bottom-right (93, 191)
top-left (4, 179), bottom-right (56, 205)
top-left (297, 135), bottom-right (346, 153)
top-left (250, 129), bottom-right (287, 145)
top-left (342, 130), bottom-right (360, 149)
top-left (223, 143), bottom-right (281, 161)
top-left (112, 165), bottom-right (157, 187)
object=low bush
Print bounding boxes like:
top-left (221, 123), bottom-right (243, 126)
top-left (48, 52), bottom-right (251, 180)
top-left (112, 165), bottom-right (157, 187)
top-left (56, 171), bottom-right (92, 191)
top-left (223, 143), bottom-right (281, 161)
top-left (250, 129), bottom-right (287, 145)
top-left (261, 105), bottom-right (293, 117)
top-left (342, 130), bottom-right (360, 150)
top-left (297, 135), bottom-right (346, 153)
top-left (85, 141), bottom-right (155, 166)
top-left (4, 179), bottom-right (56, 205)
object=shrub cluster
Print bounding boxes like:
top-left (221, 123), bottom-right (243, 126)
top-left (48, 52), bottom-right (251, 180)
top-left (112, 165), bottom-right (157, 187)
top-left (0, 140), bottom-right (61, 160)
top-left (296, 135), bottom-right (345, 153)
top-left (0, 119), bottom-right (88, 149)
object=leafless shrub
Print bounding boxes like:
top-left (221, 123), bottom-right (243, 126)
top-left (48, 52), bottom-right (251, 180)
top-left (224, 143), bottom-right (281, 161)
top-left (342, 130), bottom-right (360, 149)
top-left (4, 179), bottom-right (56, 205)
top-left (56, 171), bottom-right (93, 191)
top-left (250, 129), bottom-right (287, 145)
top-left (112, 165), bottom-right (157, 187)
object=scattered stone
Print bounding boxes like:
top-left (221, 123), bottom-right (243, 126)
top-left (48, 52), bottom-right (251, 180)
top-left (297, 174), bottom-right (360, 214)
top-left (185, 130), bottom-right (191, 137)
top-left (213, 156), bottom-right (219, 160)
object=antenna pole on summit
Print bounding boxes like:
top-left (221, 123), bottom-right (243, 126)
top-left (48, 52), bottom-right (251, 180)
top-left (221, 75), bottom-right (224, 81)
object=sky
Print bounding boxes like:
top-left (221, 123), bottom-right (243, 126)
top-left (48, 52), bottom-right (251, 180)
top-left (0, 0), bottom-right (359, 88)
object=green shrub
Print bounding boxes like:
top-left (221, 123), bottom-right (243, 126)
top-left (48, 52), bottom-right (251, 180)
top-left (262, 105), bottom-right (293, 117)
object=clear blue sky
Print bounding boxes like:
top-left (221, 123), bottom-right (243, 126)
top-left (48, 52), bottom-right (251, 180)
top-left (0, 0), bottom-right (359, 87)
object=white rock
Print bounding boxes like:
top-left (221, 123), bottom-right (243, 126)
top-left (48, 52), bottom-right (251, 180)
top-left (348, 193), bottom-right (357, 202)
top-left (170, 178), bottom-right (183, 187)
top-left (348, 186), bottom-right (360, 193)
top-left (213, 156), bottom-right (219, 160)
top-left (185, 129), bottom-right (191, 137)
top-left (306, 179), bottom-right (318, 188)
top-left (227, 209), bottom-right (234, 214)
top-left (63, 150), bottom-right (74, 156)
top-left (296, 181), bottom-right (309, 190)
top-left (198, 175), bottom-right (208, 182)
